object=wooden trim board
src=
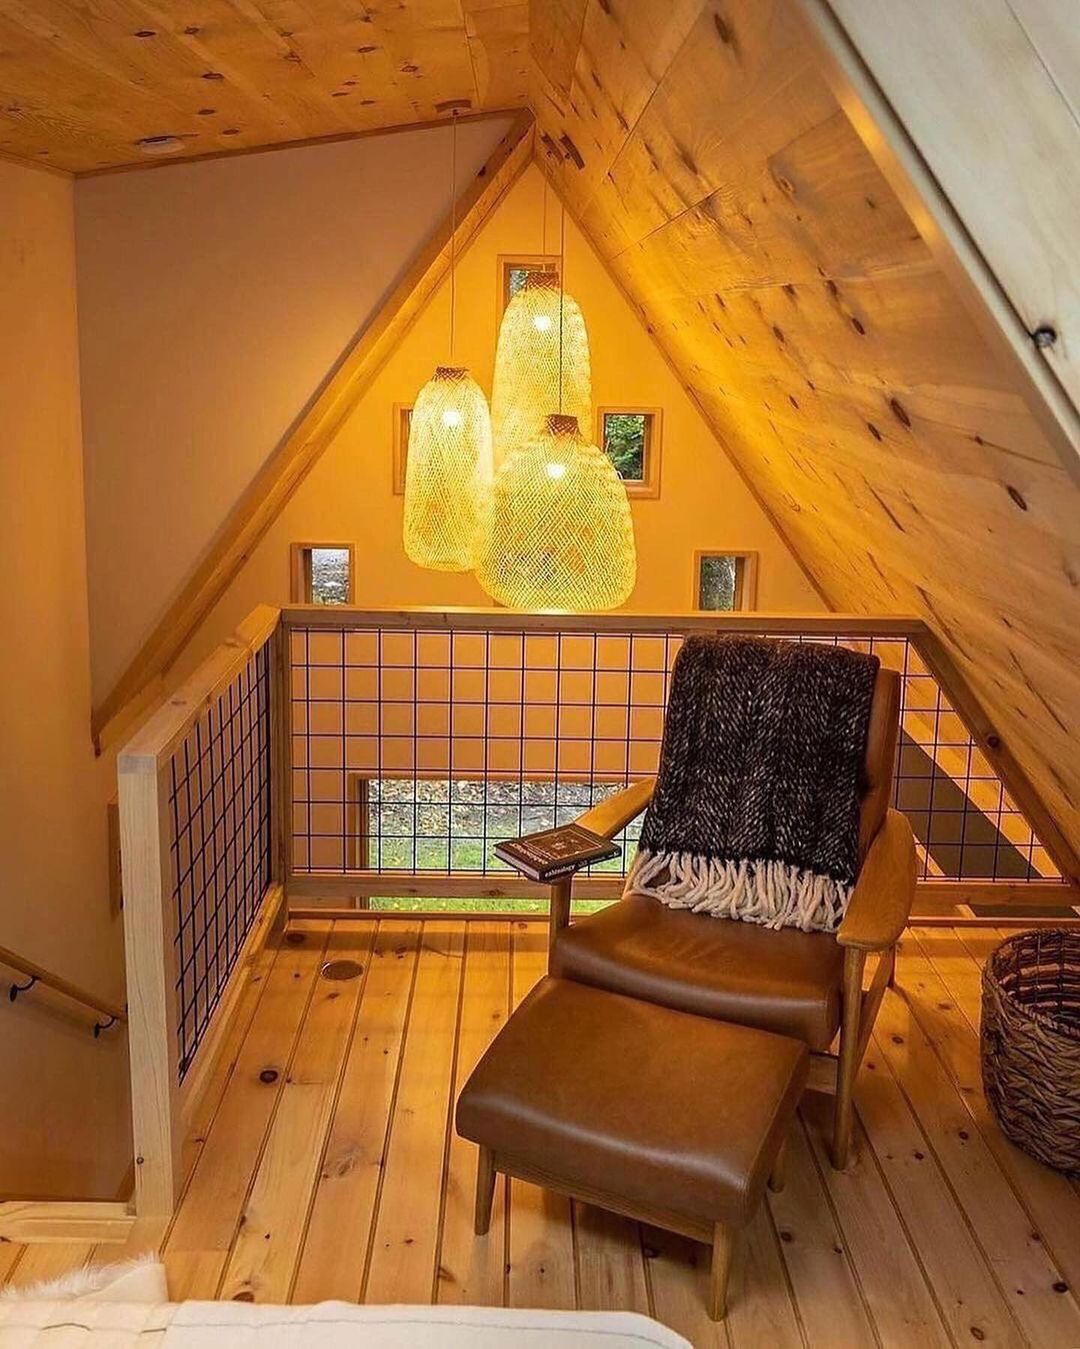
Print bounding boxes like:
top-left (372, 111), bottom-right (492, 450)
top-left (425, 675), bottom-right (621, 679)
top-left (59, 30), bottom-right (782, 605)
top-left (92, 110), bottom-right (535, 750)
top-left (0, 1202), bottom-right (135, 1245)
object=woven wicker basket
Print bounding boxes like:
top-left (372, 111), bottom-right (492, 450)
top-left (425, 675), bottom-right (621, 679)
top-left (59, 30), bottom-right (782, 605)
top-left (981, 929), bottom-right (1080, 1175)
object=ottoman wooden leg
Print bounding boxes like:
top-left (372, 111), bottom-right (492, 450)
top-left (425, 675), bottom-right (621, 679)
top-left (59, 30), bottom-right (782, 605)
top-left (709, 1222), bottom-right (734, 1321)
top-left (768, 1138), bottom-right (788, 1193)
top-left (474, 1145), bottom-right (496, 1236)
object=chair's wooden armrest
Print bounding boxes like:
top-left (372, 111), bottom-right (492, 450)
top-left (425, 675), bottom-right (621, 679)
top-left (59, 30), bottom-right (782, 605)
top-left (547, 779), bottom-right (655, 942)
top-left (575, 777), bottom-right (656, 840)
top-left (837, 809), bottom-right (917, 952)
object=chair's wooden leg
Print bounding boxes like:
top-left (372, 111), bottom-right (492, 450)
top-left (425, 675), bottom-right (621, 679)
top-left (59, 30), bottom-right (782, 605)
top-left (884, 945), bottom-right (897, 988)
top-left (832, 947), bottom-right (867, 1171)
top-left (768, 1138), bottom-right (788, 1193)
top-left (709, 1222), bottom-right (734, 1321)
top-left (474, 1146), bottom-right (496, 1236)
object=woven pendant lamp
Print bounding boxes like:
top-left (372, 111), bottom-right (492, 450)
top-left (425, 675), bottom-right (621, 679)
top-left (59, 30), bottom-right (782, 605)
top-left (403, 366), bottom-right (493, 571)
top-left (490, 272), bottom-right (592, 461)
top-left (402, 110), bottom-right (493, 571)
top-left (475, 413), bottom-right (636, 610)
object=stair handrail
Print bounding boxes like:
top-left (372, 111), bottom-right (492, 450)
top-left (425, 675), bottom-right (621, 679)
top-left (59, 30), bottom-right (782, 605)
top-left (0, 942), bottom-right (126, 1036)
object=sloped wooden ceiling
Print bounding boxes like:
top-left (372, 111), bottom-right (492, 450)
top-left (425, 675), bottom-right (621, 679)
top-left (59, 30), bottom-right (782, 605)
top-left (0, 0), bottom-right (528, 172)
top-left (535, 0), bottom-right (1080, 858)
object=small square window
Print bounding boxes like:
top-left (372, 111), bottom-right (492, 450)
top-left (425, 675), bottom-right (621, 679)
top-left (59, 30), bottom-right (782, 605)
top-left (392, 404), bottom-right (412, 495)
top-left (499, 255), bottom-right (560, 316)
top-left (291, 543), bottom-right (354, 605)
top-left (597, 407), bottom-right (661, 497)
top-left (695, 552), bottom-right (758, 611)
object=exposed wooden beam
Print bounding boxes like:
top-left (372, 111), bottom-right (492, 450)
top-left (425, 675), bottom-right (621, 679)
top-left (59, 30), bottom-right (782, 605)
top-left (796, 0), bottom-right (1080, 481)
top-left (814, 0), bottom-right (1080, 423)
top-left (93, 110), bottom-right (534, 751)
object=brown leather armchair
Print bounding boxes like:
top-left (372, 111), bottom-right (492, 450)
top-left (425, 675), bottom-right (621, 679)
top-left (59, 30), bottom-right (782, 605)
top-left (547, 665), bottom-right (917, 1168)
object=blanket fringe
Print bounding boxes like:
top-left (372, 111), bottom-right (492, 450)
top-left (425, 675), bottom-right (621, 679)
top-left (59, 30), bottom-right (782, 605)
top-left (626, 849), bottom-right (851, 933)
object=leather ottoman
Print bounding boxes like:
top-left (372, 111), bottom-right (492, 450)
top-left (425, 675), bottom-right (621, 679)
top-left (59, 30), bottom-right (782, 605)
top-left (456, 976), bottom-right (808, 1321)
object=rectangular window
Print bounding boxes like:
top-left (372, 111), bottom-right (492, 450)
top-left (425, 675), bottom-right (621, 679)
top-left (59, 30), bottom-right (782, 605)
top-left (695, 551), bottom-right (758, 611)
top-left (392, 404), bottom-right (412, 495)
top-left (290, 543), bottom-right (354, 605)
top-left (499, 255), bottom-right (560, 315)
top-left (597, 407), bottom-right (661, 497)
top-left (344, 777), bottom-right (641, 879)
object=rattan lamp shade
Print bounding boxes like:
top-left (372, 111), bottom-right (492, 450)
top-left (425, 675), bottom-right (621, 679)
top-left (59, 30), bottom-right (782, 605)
top-left (490, 273), bottom-right (592, 461)
top-left (475, 414), bottom-right (636, 610)
top-left (403, 366), bottom-right (493, 572)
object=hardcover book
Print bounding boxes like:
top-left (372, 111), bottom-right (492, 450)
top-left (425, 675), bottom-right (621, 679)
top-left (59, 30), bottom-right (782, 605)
top-left (495, 823), bottom-right (621, 883)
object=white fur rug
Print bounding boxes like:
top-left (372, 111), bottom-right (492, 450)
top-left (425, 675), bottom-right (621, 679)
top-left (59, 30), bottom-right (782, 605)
top-left (1, 1254), bottom-right (167, 1304)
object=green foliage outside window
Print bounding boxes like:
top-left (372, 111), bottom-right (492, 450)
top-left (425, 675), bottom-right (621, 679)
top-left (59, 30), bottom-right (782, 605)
top-left (698, 554), bottom-right (739, 611)
top-left (602, 412), bottom-right (647, 481)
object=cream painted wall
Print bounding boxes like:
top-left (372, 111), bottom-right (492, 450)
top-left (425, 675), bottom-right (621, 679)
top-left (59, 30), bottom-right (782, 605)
top-left (172, 162), bottom-right (822, 678)
top-left (76, 115), bottom-right (515, 706)
top-left (0, 160), bottom-right (130, 1199)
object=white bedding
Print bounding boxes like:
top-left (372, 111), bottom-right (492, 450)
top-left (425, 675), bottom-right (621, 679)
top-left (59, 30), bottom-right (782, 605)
top-left (0, 1262), bottom-right (690, 1349)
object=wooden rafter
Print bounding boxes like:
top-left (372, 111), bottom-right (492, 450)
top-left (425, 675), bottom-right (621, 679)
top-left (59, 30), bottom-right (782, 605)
top-left (92, 109), bottom-right (534, 751)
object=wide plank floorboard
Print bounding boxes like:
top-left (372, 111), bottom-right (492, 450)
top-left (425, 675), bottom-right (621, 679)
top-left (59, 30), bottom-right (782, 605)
top-left (11, 919), bottom-right (1079, 1347)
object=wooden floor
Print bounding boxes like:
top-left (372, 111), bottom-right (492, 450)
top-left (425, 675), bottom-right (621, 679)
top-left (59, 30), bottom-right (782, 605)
top-left (5, 919), bottom-right (1080, 1347)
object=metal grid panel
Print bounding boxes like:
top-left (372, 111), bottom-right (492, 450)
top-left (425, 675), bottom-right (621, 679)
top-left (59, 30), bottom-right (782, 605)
top-left (169, 642), bottom-right (272, 1080)
top-left (288, 625), bottom-right (1058, 885)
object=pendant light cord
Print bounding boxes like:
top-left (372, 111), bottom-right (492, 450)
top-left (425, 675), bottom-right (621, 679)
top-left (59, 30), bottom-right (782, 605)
top-left (449, 111), bottom-right (458, 362)
top-left (558, 197), bottom-right (566, 414)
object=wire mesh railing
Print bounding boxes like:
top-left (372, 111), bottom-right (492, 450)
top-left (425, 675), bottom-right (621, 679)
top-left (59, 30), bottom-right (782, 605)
top-left (282, 610), bottom-right (1061, 902)
top-left (167, 640), bottom-right (273, 1078)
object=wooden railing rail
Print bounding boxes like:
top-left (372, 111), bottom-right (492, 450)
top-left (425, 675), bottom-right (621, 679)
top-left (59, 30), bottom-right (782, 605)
top-left (0, 944), bottom-right (126, 1034)
top-left (279, 605), bottom-right (927, 637)
top-left (118, 603), bottom-right (281, 1219)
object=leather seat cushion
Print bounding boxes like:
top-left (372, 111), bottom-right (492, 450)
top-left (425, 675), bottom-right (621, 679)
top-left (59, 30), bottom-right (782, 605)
top-left (551, 894), bottom-right (845, 1051)
top-left (457, 976), bottom-right (808, 1229)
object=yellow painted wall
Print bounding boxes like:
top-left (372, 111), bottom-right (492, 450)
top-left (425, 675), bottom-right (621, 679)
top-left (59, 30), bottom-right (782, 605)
top-left (76, 116), bottom-right (516, 706)
top-left (0, 160), bottom-right (130, 1199)
top-left (174, 161), bottom-right (823, 680)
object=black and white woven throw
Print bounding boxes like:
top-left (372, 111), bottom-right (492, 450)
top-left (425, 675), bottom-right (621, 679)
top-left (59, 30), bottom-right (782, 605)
top-left (628, 635), bottom-right (880, 932)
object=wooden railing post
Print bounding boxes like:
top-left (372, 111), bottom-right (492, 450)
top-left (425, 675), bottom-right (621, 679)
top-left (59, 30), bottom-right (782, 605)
top-left (116, 603), bottom-right (281, 1221)
top-left (117, 754), bottom-right (182, 1219)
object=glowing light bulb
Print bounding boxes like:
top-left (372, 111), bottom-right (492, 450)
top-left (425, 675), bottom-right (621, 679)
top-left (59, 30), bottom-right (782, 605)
top-left (533, 314), bottom-right (553, 333)
top-left (545, 461), bottom-right (567, 481)
top-left (441, 407), bottom-right (464, 429)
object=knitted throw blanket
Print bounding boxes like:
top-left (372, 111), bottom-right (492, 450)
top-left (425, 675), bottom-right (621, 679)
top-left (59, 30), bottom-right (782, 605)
top-left (628, 635), bottom-right (879, 932)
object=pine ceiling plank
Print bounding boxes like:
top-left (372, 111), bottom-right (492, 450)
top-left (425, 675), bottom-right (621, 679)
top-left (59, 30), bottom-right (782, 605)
top-left (528, 0), bottom-right (588, 106)
top-left (464, 1), bottom-right (530, 111)
top-left (92, 111), bottom-right (534, 749)
top-left (543, 0), bottom-right (1080, 867)
top-left (0, 0), bottom-right (531, 171)
top-left (534, 0), bottom-right (708, 205)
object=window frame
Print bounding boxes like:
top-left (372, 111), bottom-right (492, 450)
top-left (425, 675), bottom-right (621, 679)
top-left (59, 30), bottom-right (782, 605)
top-left (392, 403), bottom-right (412, 496)
top-left (497, 253), bottom-right (561, 319)
top-left (595, 405), bottom-right (662, 498)
top-left (289, 541), bottom-right (356, 606)
top-left (692, 550), bottom-right (759, 612)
